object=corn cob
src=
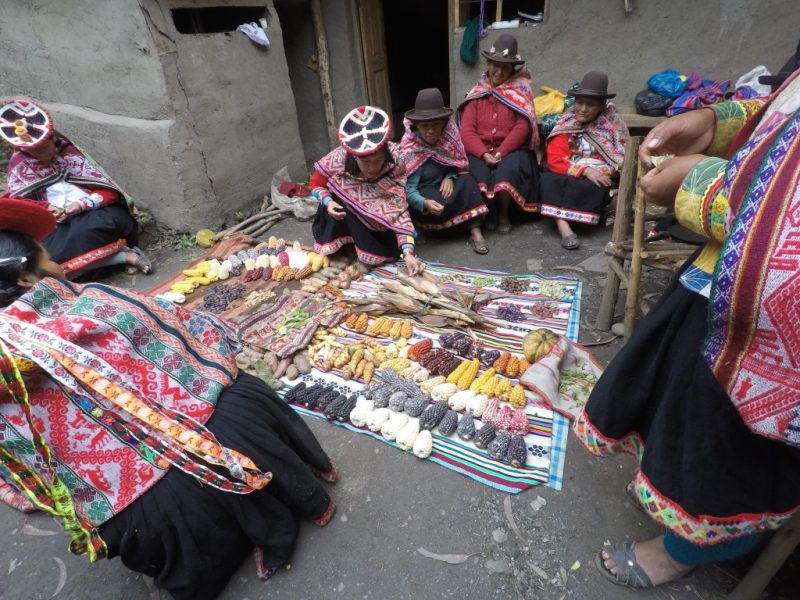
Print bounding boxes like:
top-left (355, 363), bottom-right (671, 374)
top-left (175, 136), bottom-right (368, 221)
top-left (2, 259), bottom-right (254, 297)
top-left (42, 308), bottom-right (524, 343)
top-left (480, 375), bottom-right (499, 397)
top-left (345, 313), bottom-right (359, 328)
top-left (457, 359), bottom-right (480, 389)
top-left (420, 375), bottom-right (446, 395)
top-left (505, 356), bottom-right (520, 378)
top-left (470, 367), bottom-right (496, 392)
top-left (379, 358), bottom-right (411, 371)
top-left (295, 265), bottom-right (313, 280)
top-left (496, 377), bottom-right (512, 399)
top-left (355, 313), bottom-right (369, 333)
top-left (518, 358), bottom-right (530, 374)
top-left (493, 352), bottom-right (511, 373)
top-left (367, 317), bottom-right (386, 337)
top-left (446, 360), bottom-right (469, 384)
top-left (400, 320), bottom-right (413, 339)
top-left (408, 339), bottom-right (432, 361)
top-left (509, 384), bottom-right (527, 409)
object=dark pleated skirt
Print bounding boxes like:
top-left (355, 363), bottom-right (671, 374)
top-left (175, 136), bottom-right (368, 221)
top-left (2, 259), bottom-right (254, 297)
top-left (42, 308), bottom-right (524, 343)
top-left (312, 198), bottom-right (401, 265)
top-left (539, 171), bottom-right (611, 225)
top-left (467, 149), bottom-right (540, 212)
top-left (577, 279), bottom-right (800, 537)
top-left (100, 374), bottom-right (334, 600)
top-left (408, 162), bottom-right (487, 230)
top-left (44, 203), bottom-right (138, 264)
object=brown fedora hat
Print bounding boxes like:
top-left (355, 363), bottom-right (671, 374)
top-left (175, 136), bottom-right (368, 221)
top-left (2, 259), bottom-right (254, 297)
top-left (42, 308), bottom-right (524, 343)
top-left (480, 33), bottom-right (524, 65)
top-left (404, 88), bottom-right (454, 122)
top-left (568, 71), bottom-right (616, 99)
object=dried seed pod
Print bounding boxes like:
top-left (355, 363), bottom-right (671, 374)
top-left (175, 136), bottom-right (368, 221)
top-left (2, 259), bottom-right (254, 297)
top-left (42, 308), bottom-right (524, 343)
top-left (456, 413), bottom-right (477, 441)
top-left (388, 391), bottom-right (409, 412)
top-left (404, 395), bottom-right (429, 418)
top-left (505, 434), bottom-right (528, 467)
top-left (437, 410), bottom-right (459, 437)
top-left (488, 431), bottom-right (513, 460)
top-left (419, 401), bottom-right (449, 430)
top-left (474, 422), bottom-right (497, 449)
top-left (284, 381), bottom-right (306, 404)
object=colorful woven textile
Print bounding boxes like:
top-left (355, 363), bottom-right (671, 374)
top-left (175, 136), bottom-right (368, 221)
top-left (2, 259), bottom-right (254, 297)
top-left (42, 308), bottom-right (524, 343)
top-left (703, 73), bottom-right (800, 448)
top-left (459, 68), bottom-right (540, 148)
top-left (283, 262), bottom-right (582, 493)
top-left (314, 144), bottom-right (414, 236)
top-left (548, 103), bottom-right (628, 171)
top-left (0, 279), bottom-right (272, 558)
top-left (400, 116), bottom-right (469, 177)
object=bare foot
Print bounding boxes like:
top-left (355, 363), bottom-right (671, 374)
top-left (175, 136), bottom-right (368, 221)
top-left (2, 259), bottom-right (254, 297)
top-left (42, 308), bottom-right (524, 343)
top-left (601, 536), bottom-right (692, 586)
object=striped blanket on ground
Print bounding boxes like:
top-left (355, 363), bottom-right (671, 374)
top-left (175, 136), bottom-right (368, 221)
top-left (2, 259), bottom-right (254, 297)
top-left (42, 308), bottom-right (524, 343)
top-left (283, 262), bottom-right (581, 493)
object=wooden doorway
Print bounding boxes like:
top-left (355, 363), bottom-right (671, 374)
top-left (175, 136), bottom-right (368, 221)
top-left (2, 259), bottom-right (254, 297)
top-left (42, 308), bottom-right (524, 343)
top-left (357, 0), bottom-right (392, 116)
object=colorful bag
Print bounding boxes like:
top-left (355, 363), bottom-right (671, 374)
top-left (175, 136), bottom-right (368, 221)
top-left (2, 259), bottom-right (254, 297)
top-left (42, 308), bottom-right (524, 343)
top-left (666, 79), bottom-right (730, 116)
top-left (533, 86), bottom-right (566, 116)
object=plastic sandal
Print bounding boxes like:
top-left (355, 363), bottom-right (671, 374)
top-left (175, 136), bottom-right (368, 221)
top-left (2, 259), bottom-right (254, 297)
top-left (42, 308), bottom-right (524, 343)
top-left (561, 233), bottom-right (580, 250)
top-left (595, 542), bottom-right (655, 589)
top-left (469, 239), bottom-right (489, 254)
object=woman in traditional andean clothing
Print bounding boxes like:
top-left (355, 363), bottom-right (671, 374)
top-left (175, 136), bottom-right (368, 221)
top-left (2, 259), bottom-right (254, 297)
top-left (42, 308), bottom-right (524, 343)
top-left (0, 199), bottom-right (336, 599)
top-left (458, 33), bottom-right (539, 233)
top-left (311, 105), bottom-right (425, 275)
top-left (0, 99), bottom-right (151, 277)
top-left (540, 72), bottom-right (628, 249)
top-left (401, 88), bottom-right (489, 254)
top-left (576, 69), bottom-right (800, 589)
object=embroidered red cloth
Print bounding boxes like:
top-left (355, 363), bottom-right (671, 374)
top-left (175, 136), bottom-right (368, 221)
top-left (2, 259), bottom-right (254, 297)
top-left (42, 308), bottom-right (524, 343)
top-left (400, 116), bottom-right (469, 177)
top-left (548, 103), bottom-right (628, 172)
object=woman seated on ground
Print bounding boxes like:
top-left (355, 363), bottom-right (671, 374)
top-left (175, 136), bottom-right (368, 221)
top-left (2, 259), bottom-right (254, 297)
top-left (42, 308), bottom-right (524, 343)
top-left (540, 72), bottom-right (628, 250)
top-left (458, 33), bottom-right (539, 234)
top-left (0, 198), bottom-right (336, 600)
top-left (311, 105), bottom-right (425, 275)
top-left (401, 88), bottom-right (489, 254)
top-left (0, 99), bottom-right (151, 277)
top-left (575, 71), bottom-right (800, 589)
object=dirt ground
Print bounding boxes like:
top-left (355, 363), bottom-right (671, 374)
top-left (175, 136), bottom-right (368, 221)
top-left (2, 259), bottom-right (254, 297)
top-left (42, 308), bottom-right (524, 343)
top-left (1, 213), bottom-right (798, 600)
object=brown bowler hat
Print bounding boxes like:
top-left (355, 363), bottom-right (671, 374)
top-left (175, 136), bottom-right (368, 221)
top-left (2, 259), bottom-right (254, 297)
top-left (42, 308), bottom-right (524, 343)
top-left (568, 71), bottom-right (616, 99)
top-left (404, 88), bottom-right (454, 122)
top-left (481, 33), bottom-right (524, 65)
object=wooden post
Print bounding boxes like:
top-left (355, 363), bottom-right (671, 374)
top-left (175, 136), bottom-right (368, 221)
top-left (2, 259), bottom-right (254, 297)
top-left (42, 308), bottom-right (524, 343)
top-left (310, 0), bottom-right (337, 147)
top-left (495, 0), bottom-right (503, 23)
top-left (727, 512), bottom-right (800, 600)
top-left (596, 137), bottom-right (640, 330)
top-left (623, 164), bottom-right (646, 339)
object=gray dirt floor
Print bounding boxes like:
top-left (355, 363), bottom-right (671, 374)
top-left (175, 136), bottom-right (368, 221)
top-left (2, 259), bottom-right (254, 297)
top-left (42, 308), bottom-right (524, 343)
top-left (1, 215), bottom-right (798, 600)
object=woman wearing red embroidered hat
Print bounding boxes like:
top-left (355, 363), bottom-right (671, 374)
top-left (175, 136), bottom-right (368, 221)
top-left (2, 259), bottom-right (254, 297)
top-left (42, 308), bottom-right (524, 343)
top-left (0, 99), bottom-right (151, 277)
top-left (0, 198), bottom-right (337, 599)
top-left (310, 105), bottom-right (425, 275)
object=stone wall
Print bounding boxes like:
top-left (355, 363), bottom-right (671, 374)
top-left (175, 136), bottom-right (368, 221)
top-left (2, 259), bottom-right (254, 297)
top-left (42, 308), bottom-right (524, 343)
top-left (450, 0), bottom-right (798, 110)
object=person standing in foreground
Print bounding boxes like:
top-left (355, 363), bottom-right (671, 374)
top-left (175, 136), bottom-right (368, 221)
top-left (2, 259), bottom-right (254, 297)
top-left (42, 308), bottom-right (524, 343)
top-left (574, 70), bottom-right (800, 588)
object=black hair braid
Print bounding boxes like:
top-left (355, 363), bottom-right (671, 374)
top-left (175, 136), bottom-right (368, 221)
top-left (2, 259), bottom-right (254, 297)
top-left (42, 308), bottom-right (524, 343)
top-left (0, 232), bottom-right (41, 307)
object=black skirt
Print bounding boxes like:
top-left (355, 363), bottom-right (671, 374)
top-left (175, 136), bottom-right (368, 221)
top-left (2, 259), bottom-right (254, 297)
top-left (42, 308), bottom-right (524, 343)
top-left (312, 198), bottom-right (402, 266)
top-left (44, 203), bottom-right (138, 264)
top-left (467, 149), bottom-right (540, 212)
top-left (100, 374), bottom-right (335, 600)
top-left (577, 280), bottom-right (800, 541)
top-left (539, 171), bottom-right (612, 225)
top-left (408, 161), bottom-right (488, 230)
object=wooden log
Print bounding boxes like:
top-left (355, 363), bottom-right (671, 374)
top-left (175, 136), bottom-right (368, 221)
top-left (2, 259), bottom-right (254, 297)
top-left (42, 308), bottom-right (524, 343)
top-left (728, 512), bottom-right (800, 600)
top-left (310, 0), bottom-right (337, 147)
top-left (623, 173), bottom-right (646, 340)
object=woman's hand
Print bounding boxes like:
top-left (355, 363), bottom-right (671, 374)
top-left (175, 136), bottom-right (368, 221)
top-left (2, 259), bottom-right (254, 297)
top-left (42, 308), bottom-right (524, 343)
top-left (326, 200), bottom-right (346, 220)
top-left (482, 152), bottom-right (500, 167)
top-left (639, 109), bottom-right (716, 168)
top-left (439, 177), bottom-right (454, 199)
top-left (423, 199), bottom-right (445, 215)
top-left (639, 154), bottom-right (706, 206)
top-left (64, 202), bottom-right (83, 217)
top-left (583, 167), bottom-right (613, 188)
top-left (404, 251), bottom-right (426, 276)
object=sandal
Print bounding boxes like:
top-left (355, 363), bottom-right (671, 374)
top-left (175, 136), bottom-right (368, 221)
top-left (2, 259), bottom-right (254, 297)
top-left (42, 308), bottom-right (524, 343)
top-left (469, 238), bottom-right (489, 255)
top-left (595, 542), bottom-right (655, 589)
top-left (128, 247), bottom-right (153, 275)
top-left (498, 220), bottom-right (512, 234)
top-left (561, 233), bottom-right (580, 250)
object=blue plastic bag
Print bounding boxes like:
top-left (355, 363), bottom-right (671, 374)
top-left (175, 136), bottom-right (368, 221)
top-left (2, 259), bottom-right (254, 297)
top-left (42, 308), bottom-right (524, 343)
top-left (647, 70), bottom-right (687, 98)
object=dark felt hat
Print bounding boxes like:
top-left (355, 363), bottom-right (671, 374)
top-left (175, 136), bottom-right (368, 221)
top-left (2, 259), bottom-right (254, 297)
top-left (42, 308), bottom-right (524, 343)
top-left (404, 88), bottom-right (453, 122)
top-left (568, 71), bottom-right (616, 99)
top-left (758, 39), bottom-right (800, 91)
top-left (481, 34), bottom-right (524, 65)
top-left (0, 197), bottom-right (57, 241)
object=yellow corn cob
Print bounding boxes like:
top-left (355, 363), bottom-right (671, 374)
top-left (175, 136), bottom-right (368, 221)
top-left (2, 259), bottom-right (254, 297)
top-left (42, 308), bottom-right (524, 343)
top-left (380, 318), bottom-right (394, 337)
top-left (355, 313), bottom-right (369, 333)
top-left (389, 320), bottom-right (403, 339)
top-left (470, 367), bottom-right (496, 392)
top-left (457, 359), bottom-right (480, 389)
top-left (506, 356), bottom-right (520, 378)
top-left (379, 358), bottom-right (411, 371)
top-left (518, 358), bottom-right (530, 374)
top-left (509, 384), bottom-right (526, 409)
top-left (446, 360), bottom-right (469, 384)
top-left (345, 313), bottom-right (359, 328)
top-left (367, 317), bottom-right (386, 337)
top-left (480, 375), bottom-right (500, 397)
top-left (496, 377), bottom-right (512, 399)
top-left (400, 320), bottom-right (413, 339)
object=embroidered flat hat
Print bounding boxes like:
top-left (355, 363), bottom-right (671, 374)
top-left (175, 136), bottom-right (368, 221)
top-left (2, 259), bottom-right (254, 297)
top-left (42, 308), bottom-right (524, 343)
top-left (0, 197), bottom-right (57, 241)
top-left (568, 71), bottom-right (616, 99)
top-left (481, 34), bottom-right (524, 65)
top-left (0, 99), bottom-right (54, 149)
top-left (404, 88), bottom-right (454, 122)
top-left (338, 106), bottom-right (392, 156)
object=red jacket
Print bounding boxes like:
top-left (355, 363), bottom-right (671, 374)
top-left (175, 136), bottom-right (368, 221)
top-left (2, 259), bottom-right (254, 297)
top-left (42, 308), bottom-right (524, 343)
top-left (460, 96), bottom-right (531, 159)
